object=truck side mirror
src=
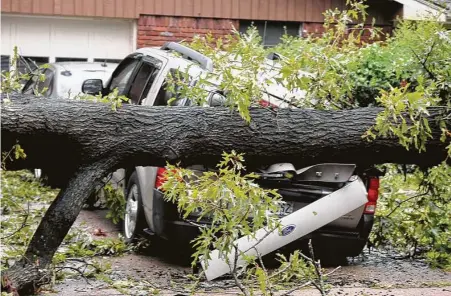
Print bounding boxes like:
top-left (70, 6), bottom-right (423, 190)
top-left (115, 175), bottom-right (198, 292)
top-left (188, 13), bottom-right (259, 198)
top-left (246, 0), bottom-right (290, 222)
top-left (82, 79), bottom-right (103, 95)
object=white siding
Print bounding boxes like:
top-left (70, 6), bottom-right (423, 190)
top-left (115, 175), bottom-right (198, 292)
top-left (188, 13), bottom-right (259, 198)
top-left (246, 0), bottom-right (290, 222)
top-left (395, 0), bottom-right (446, 21)
top-left (1, 15), bottom-right (135, 63)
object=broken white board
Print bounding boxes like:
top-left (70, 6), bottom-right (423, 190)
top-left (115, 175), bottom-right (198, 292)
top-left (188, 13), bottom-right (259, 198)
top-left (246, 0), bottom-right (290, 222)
top-left (201, 177), bottom-right (368, 281)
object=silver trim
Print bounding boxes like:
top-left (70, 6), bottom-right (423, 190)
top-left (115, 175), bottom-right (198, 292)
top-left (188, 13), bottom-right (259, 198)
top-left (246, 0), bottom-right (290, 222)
top-left (161, 42), bottom-right (213, 71)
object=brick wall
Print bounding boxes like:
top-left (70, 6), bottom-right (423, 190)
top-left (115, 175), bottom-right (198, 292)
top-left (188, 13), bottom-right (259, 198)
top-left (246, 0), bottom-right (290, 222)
top-left (137, 16), bottom-right (392, 48)
top-left (302, 23), bottom-right (325, 37)
top-left (137, 15), bottom-right (239, 48)
top-left (302, 22), bottom-right (392, 41)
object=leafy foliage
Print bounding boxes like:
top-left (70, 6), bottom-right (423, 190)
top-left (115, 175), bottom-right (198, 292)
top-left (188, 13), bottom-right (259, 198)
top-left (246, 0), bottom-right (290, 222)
top-left (0, 170), bottom-right (130, 290)
top-left (102, 184), bottom-right (127, 224)
top-left (162, 151), bottom-right (283, 266)
top-left (1, 170), bottom-right (59, 268)
top-left (372, 163), bottom-right (451, 270)
top-left (1, 143), bottom-right (27, 170)
top-left (75, 88), bottom-right (129, 111)
top-left (162, 152), bottom-right (334, 295)
top-left (0, 47), bottom-right (47, 99)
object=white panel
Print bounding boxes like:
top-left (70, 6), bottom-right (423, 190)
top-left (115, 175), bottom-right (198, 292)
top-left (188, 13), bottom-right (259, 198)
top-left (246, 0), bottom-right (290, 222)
top-left (2, 16), bottom-right (52, 57)
top-left (51, 19), bottom-right (91, 59)
top-left (1, 15), bottom-right (134, 62)
top-left (88, 20), bottom-right (133, 60)
top-left (394, 0), bottom-right (446, 21)
top-left (1, 19), bottom-right (13, 55)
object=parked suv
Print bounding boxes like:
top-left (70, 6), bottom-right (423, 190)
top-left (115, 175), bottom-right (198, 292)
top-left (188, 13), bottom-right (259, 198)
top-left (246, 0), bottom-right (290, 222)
top-left (22, 62), bottom-right (117, 99)
top-left (82, 43), bottom-right (381, 262)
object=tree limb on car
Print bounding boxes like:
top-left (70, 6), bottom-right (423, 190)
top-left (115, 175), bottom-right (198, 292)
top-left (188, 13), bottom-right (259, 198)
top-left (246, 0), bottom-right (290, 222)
top-left (1, 94), bottom-right (450, 295)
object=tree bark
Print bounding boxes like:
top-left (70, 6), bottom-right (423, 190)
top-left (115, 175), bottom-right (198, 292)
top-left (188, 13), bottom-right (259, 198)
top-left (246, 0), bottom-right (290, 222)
top-left (1, 94), bottom-right (450, 294)
top-left (2, 95), bottom-right (449, 176)
top-left (2, 158), bottom-right (116, 295)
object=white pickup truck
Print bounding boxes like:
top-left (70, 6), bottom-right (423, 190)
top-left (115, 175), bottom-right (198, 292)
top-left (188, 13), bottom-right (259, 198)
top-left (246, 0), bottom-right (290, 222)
top-left (81, 42), bottom-right (381, 270)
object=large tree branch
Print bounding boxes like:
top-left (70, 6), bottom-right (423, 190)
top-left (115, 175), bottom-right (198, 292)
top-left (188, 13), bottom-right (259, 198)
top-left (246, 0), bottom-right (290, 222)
top-left (1, 157), bottom-right (116, 295)
top-left (2, 95), bottom-right (449, 177)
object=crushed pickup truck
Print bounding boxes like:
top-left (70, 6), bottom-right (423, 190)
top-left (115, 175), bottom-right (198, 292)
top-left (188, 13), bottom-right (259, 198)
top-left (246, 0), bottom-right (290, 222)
top-left (201, 163), bottom-right (374, 280)
top-left (82, 42), bottom-right (381, 274)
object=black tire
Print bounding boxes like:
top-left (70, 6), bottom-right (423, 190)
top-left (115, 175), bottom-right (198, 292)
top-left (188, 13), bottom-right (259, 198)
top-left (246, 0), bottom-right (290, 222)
top-left (122, 172), bottom-right (148, 243)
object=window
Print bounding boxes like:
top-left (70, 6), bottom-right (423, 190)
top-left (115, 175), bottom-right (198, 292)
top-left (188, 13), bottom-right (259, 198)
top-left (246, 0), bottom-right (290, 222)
top-left (239, 21), bottom-right (300, 47)
top-left (22, 68), bottom-right (54, 96)
top-left (128, 62), bottom-right (159, 105)
top-left (18, 56), bottom-right (49, 74)
top-left (108, 58), bottom-right (140, 95)
top-left (1, 55), bottom-right (10, 72)
top-left (94, 58), bottom-right (122, 64)
top-left (154, 69), bottom-right (190, 107)
top-left (22, 72), bottom-right (39, 94)
top-left (56, 57), bottom-right (88, 62)
top-left (36, 69), bottom-right (54, 96)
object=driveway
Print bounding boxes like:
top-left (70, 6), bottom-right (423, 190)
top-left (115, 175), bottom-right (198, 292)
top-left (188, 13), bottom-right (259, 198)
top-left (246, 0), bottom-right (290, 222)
top-left (46, 209), bottom-right (451, 296)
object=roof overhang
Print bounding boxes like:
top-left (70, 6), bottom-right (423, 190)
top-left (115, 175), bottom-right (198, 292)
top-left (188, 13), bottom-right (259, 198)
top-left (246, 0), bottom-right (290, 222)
top-left (394, 0), bottom-right (448, 21)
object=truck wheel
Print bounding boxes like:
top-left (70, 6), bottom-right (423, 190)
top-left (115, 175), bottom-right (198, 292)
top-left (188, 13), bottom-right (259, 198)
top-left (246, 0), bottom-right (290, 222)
top-left (123, 172), bottom-right (147, 243)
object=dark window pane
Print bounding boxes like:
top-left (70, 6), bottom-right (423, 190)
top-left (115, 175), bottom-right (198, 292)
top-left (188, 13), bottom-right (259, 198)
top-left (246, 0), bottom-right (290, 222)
top-left (56, 57), bottom-right (88, 62)
top-left (22, 69), bottom-right (43, 95)
top-left (108, 58), bottom-right (140, 95)
top-left (128, 63), bottom-right (158, 105)
top-left (239, 21), bottom-right (300, 47)
top-left (154, 69), bottom-right (191, 107)
top-left (36, 69), bottom-right (54, 96)
top-left (18, 56), bottom-right (49, 74)
top-left (1, 55), bottom-right (10, 72)
top-left (94, 58), bottom-right (122, 64)
top-left (22, 68), bottom-right (54, 96)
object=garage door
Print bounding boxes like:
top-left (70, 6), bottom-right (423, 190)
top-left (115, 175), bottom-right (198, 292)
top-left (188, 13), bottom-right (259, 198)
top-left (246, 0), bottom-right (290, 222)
top-left (1, 15), bottom-right (135, 71)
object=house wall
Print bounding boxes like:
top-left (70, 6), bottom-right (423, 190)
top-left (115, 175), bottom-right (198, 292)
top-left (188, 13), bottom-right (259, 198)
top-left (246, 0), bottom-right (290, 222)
top-left (2, 0), bottom-right (402, 51)
top-left (137, 15), bottom-right (239, 48)
top-left (1, 0), bottom-right (397, 23)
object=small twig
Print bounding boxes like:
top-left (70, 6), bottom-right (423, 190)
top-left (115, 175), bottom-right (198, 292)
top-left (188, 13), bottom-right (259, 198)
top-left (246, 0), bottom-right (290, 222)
top-left (241, 225), bottom-right (279, 254)
top-left (385, 192), bottom-right (428, 218)
top-left (229, 243), bottom-right (250, 296)
top-left (268, 263), bottom-right (292, 280)
top-left (253, 247), bottom-right (274, 296)
top-left (54, 266), bottom-right (92, 285)
top-left (65, 258), bottom-right (101, 271)
top-left (183, 219), bottom-right (208, 229)
top-left (277, 266), bottom-right (340, 296)
top-left (307, 240), bottom-right (326, 295)
top-left (409, 41), bottom-right (437, 80)
top-left (1, 202), bottom-right (30, 239)
top-left (278, 280), bottom-right (314, 296)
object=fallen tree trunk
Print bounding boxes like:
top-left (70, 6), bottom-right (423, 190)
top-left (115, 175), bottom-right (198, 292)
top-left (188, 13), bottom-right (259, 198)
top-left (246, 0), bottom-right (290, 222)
top-left (1, 95), bottom-right (450, 294)
top-left (2, 95), bottom-right (449, 173)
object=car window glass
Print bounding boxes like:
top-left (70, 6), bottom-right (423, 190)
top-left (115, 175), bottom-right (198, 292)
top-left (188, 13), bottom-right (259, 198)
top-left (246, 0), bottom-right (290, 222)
top-left (22, 72), bottom-right (40, 94)
top-left (154, 69), bottom-right (189, 106)
top-left (128, 62), bottom-right (159, 105)
top-left (22, 68), bottom-right (46, 95)
top-left (109, 58), bottom-right (139, 95)
top-left (36, 69), bottom-right (54, 96)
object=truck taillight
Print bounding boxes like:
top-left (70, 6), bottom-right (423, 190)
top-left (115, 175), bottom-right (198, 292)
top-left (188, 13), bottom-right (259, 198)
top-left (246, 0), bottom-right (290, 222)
top-left (364, 177), bottom-right (380, 214)
top-left (155, 167), bottom-right (167, 189)
top-left (258, 100), bottom-right (278, 108)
